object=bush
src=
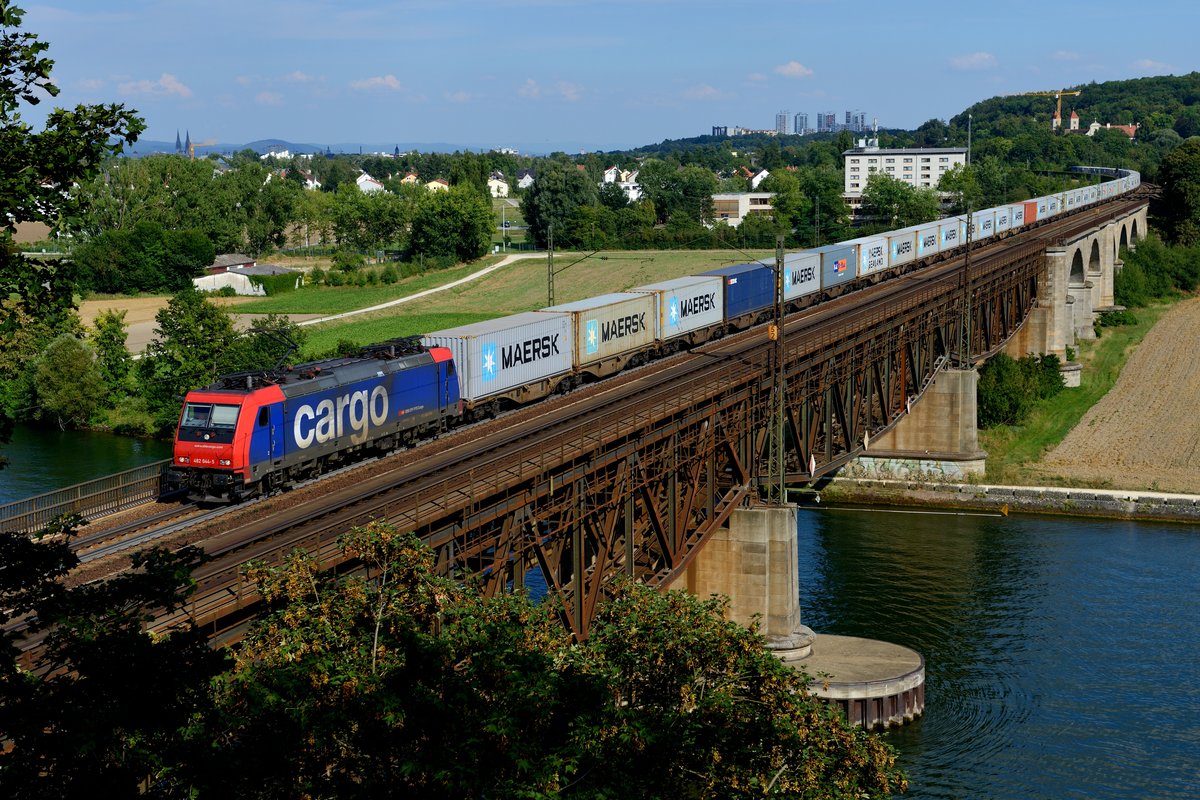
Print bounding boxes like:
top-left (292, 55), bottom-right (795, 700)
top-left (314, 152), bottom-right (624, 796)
top-left (332, 248), bottom-right (366, 273)
top-left (1099, 309), bottom-right (1138, 327)
top-left (327, 270), bottom-right (345, 287)
top-left (379, 264), bottom-right (399, 284)
top-left (977, 352), bottom-right (1064, 428)
top-left (309, 266), bottom-right (327, 286)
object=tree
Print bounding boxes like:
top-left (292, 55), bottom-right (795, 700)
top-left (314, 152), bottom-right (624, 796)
top-left (136, 288), bottom-right (237, 432)
top-left (521, 160), bottom-right (597, 248)
top-left (0, 519), bottom-right (223, 797)
top-left (860, 173), bottom-right (940, 229)
top-left (1158, 137), bottom-right (1200, 246)
top-left (938, 163), bottom-right (984, 213)
top-left (88, 309), bottom-right (131, 397)
top-left (204, 521), bottom-right (907, 799)
top-left (33, 334), bottom-right (103, 428)
top-left (409, 185), bottom-right (494, 262)
top-left (217, 313), bottom-right (306, 376)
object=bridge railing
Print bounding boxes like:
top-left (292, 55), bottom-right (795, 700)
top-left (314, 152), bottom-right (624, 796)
top-left (0, 459), bottom-right (171, 534)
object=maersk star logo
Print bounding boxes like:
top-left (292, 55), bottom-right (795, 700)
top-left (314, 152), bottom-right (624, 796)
top-left (586, 320), bottom-right (599, 354)
top-left (481, 343), bottom-right (498, 381)
top-left (668, 296), bottom-right (679, 327)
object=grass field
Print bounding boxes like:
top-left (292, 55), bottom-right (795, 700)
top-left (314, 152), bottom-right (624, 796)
top-left (291, 248), bottom-right (771, 357)
top-left (978, 303), bottom-right (1171, 484)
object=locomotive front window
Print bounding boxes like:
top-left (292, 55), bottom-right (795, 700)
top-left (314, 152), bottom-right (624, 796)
top-left (183, 403), bottom-right (240, 428)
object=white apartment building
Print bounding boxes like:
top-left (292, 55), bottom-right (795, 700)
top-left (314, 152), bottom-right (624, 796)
top-left (843, 142), bottom-right (967, 196)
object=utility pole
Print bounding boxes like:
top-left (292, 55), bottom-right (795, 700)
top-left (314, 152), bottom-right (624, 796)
top-left (547, 222), bottom-right (555, 306)
top-left (957, 203), bottom-right (973, 369)
top-left (766, 234), bottom-right (787, 505)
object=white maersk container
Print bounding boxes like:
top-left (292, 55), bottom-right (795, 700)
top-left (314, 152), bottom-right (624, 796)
top-left (994, 205), bottom-right (1012, 234)
top-left (1009, 203), bottom-right (1026, 229)
top-left (631, 276), bottom-right (724, 342)
top-left (970, 209), bottom-right (996, 241)
top-left (939, 217), bottom-right (965, 250)
top-left (782, 251), bottom-right (821, 304)
top-left (887, 227), bottom-right (920, 269)
top-left (541, 292), bottom-right (657, 372)
top-left (845, 235), bottom-right (888, 277)
top-left (421, 311), bottom-right (573, 404)
top-left (913, 222), bottom-right (942, 259)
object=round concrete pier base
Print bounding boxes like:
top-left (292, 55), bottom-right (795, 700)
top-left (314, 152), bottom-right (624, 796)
top-left (793, 634), bottom-right (925, 729)
top-left (766, 624), bottom-right (816, 662)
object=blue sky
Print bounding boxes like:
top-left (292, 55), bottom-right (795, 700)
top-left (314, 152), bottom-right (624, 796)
top-left (22, 0), bottom-right (1196, 153)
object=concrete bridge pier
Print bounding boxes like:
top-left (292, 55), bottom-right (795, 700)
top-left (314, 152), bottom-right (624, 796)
top-left (674, 503), bottom-right (925, 728)
top-left (850, 367), bottom-right (986, 480)
top-left (674, 502), bottom-right (815, 661)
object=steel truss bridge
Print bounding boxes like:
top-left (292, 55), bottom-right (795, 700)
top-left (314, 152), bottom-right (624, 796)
top-left (166, 197), bottom-right (1144, 641)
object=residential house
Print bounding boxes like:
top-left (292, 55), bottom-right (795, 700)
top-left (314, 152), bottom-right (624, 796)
top-left (517, 169), bottom-right (535, 190)
top-left (400, 172), bottom-right (420, 185)
top-left (710, 193), bottom-right (775, 227)
top-left (426, 178), bottom-right (450, 192)
top-left (750, 168), bottom-right (771, 191)
top-left (356, 172), bottom-right (385, 193)
top-left (193, 263), bottom-right (300, 296)
top-left (487, 172), bottom-right (510, 198)
top-left (204, 253), bottom-right (255, 276)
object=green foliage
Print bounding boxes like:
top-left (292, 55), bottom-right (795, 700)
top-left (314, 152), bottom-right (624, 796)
top-left (247, 270), bottom-right (300, 296)
top-left (331, 246), bottom-right (365, 272)
top-left (977, 352), bottom-right (1065, 427)
top-left (1157, 137), bottom-right (1200, 245)
top-left (195, 522), bottom-right (905, 799)
top-left (1098, 309), bottom-right (1139, 327)
top-left (1114, 233), bottom-right (1200, 307)
top-left (87, 308), bottom-right (131, 397)
top-left (33, 333), bottom-right (103, 428)
top-left (408, 184), bottom-right (493, 262)
top-left (0, 518), bottom-right (223, 797)
top-left (73, 221), bottom-right (213, 294)
top-left (860, 172), bottom-right (940, 230)
top-left (136, 288), bottom-right (237, 432)
top-left (521, 159), bottom-right (597, 248)
top-left (216, 313), bottom-right (306, 375)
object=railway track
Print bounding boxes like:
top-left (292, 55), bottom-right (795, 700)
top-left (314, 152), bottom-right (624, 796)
top-left (22, 195), bottom-right (1146, 646)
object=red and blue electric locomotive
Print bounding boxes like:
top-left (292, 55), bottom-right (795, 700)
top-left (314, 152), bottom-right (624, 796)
top-left (171, 339), bottom-right (460, 501)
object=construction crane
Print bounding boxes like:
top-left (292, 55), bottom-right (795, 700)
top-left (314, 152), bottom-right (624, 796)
top-left (1013, 89), bottom-right (1082, 131)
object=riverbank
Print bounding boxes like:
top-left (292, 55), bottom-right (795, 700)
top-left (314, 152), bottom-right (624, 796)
top-left (813, 478), bottom-right (1200, 524)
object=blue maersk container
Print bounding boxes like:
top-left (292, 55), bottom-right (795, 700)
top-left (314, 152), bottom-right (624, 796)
top-left (699, 262), bottom-right (775, 323)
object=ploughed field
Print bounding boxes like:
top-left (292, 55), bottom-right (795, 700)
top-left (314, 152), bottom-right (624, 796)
top-left (1036, 296), bottom-right (1200, 493)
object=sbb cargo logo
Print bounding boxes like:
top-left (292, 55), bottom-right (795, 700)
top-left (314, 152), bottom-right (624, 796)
top-left (294, 385), bottom-right (388, 448)
top-left (833, 258), bottom-right (847, 275)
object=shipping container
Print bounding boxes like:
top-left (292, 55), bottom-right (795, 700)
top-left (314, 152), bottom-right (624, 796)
top-left (887, 227), bottom-right (920, 268)
top-left (811, 243), bottom-right (857, 291)
top-left (913, 222), bottom-right (942, 259)
top-left (700, 262), bottom-right (776, 321)
top-left (1011, 203), bottom-right (1028, 228)
top-left (844, 235), bottom-right (888, 277)
top-left (1047, 195), bottom-right (1061, 216)
top-left (1035, 198), bottom-right (1049, 220)
top-left (422, 312), bottom-right (573, 404)
top-left (631, 275), bottom-right (724, 342)
top-left (541, 292), bottom-right (658, 370)
top-left (939, 217), bottom-right (965, 250)
top-left (994, 205), bottom-right (1012, 234)
top-left (969, 209), bottom-right (996, 241)
top-left (782, 252), bottom-right (821, 304)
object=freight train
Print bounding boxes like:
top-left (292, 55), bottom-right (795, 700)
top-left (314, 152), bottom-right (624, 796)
top-left (170, 168), bottom-right (1139, 500)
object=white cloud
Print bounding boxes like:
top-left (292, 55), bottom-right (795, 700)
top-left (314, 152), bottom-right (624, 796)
top-left (284, 70), bottom-right (313, 83)
top-left (77, 78), bottom-right (104, 91)
top-left (949, 52), bottom-right (997, 71)
top-left (556, 81), bottom-right (581, 102)
top-left (235, 75), bottom-right (253, 86)
top-left (1053, 50), bottom-right (1080, 61)
top-left (518, 79), bottom-right (541, 98)
top-left (445, 90), bottom-right (472, 103)
top-left (774, 61), bottom-right (813, 79)
top-left (1133, 58), bottom-right (1172, 72)
top-left (118, 72), bottom-right (192, 98)
top-left (747, 73), bottom-right (767, 82)
top-left (350, 74), bottom-right (402, 91)
top-left (684, 84), bottom-right (726, 100)
top-left (256, 91), bottom-right (283, 106)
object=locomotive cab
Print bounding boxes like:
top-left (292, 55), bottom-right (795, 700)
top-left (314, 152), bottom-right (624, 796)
top-left (172, 391), bottom-right (254, 500)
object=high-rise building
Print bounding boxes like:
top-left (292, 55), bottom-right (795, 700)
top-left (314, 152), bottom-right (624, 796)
top-left (794, 112), bottom-right (808, 134)
top-left (775, 110), bottom-right (789, 135)
top-left (712, 125), bottom-right (729, 137)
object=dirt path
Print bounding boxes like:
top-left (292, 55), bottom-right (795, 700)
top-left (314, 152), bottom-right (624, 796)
top-left (1034, 296), bottom-right (1200, 493)
top-left (75, 253), bottom-right (543, 353)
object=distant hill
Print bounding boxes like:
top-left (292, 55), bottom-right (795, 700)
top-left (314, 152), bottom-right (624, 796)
top-left (957, 73), bottom-right (1200, 137)
top-left (126, 138), bottom-right (617, 158)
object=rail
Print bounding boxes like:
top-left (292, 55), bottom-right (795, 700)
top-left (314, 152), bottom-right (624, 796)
top-left (0, 459), bottom-right (171, 534)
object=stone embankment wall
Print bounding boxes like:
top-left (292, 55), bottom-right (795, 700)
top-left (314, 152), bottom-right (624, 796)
top-left (818, 478), bottom-right (1200, 524)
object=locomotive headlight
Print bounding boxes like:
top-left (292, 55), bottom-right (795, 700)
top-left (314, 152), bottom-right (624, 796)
top-left (219, 459), bottom-right (231, 466)
top-left (178, 456), bottom-right (189, 464)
